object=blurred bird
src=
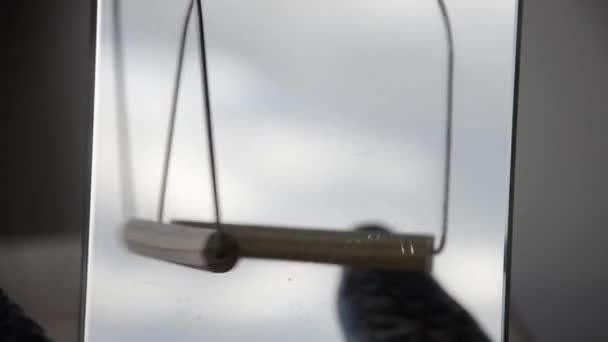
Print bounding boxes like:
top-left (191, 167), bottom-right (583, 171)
top-left (0, 289), bottom-right (51, 342)
top-left (338, 225), bottom-right (490, 342)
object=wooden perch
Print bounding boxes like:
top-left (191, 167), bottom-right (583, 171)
top-left (125, 219), bottom-right (433, 273)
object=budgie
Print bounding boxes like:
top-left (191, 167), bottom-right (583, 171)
top-left (338, 225), bottom-right (491, 342)
top-left (0, 289), bottom-right (52, 342)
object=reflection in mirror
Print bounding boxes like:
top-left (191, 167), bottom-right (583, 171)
top-left (86, 0), bottom-right (519, 341)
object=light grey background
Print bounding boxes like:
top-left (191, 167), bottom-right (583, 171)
top-left (86, 0), bottom-right (517, 341)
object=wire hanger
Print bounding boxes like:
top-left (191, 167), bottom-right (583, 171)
top-left (125, 0), bottom-right (454, 273)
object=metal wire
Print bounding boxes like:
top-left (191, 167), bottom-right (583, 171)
top-left (159, 1), bottom-right (454, 251)
top-left (194, 0), bottom-right (223, 232)
top-left (157, 0), bottom-right (223, 232)
top-left (434, 0), bottom-right (454, 254)
top-left (157, 0), bottom-right (195, 223)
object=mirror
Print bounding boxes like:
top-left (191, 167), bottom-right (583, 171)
top-left (86, 0), bottom-right (519, 340)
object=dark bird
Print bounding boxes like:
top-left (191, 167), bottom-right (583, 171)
top-left (338, 225), bottom-right (491, 342)
top-left (0, 289), bottom-right (52, 342)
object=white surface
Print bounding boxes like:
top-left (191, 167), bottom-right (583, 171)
top-left (86, 1), bottom-right (518, 341)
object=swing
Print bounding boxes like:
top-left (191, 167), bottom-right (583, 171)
top-left (124, 0), bottom-right (454, 273)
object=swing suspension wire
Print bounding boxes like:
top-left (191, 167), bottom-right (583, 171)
top-left (157, 0), bottom-right (194, 223)
top-left (157, 0), bottom-right (454, 253)
top-left (194, 0), bottom-right (224, 233)
top-left (157, 0), bottom-right (223, 234)
top-left (434, 0), bottom-right (454, 255)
